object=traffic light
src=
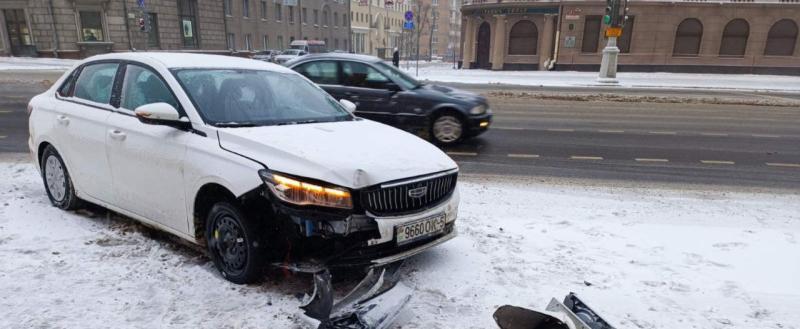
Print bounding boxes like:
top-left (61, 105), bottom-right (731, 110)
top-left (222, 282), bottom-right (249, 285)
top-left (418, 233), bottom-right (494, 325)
top-left (138, 17), bottom-right (146, 32)
top-left (604, 0), bottom-right (613, 25)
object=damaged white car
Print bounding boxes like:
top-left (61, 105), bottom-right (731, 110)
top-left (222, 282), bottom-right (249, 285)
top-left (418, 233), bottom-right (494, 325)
top-left (28, 53), bottom-right (459, 291)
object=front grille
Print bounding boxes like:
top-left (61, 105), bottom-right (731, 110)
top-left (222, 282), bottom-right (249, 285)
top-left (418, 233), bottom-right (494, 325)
top-left (361, 171), bottom-right (457, 216)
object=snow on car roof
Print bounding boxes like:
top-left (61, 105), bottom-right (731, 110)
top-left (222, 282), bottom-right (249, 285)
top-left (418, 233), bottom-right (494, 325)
top-left (81, 52), bottom-right (296, 73)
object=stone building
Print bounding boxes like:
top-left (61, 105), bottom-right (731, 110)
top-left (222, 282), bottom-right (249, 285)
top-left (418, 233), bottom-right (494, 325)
top-left (416, 0), bottom-right (461, 60)
top-left (350, 0), bottom-right (409, 57)
top-left (460, 0), bottom-right (800, 74)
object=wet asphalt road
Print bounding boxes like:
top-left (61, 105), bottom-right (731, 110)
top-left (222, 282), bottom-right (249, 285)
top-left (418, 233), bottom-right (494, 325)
top-left (2, 73), bottom-right (799, 189)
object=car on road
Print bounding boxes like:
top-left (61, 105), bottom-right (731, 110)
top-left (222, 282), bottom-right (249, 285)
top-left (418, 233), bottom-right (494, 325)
top-left (286, 53), bottom-right (492, 145)
top-left (252, 49), bottom-right (281, 62)
top-left (28, 52), bottom-right (460, 284)
top-left (274, 49), bottom-right (306, 64)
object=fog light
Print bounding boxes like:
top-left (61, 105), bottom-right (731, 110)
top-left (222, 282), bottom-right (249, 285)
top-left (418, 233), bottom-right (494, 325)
top-left (479, 121), bottom-right (490, 128)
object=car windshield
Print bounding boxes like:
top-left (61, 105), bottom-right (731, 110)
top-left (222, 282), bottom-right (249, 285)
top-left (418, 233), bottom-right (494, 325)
top-left (373, 61), bottom-right (421, 90)
top-left (282, 50), bottom-right (301, 55)
top-left (173, 69), bottom-right (352, 127)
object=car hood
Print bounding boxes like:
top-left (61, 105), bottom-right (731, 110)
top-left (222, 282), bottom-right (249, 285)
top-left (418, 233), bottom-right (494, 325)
top-left (217, 119), bottom-right (457, 189)
top-left (418, 84), bottom-right (487, 104)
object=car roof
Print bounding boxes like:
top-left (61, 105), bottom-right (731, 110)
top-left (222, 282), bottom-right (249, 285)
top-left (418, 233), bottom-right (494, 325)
top-left (80, 52), bottom-right (295, 74)
top-left (291, 52), bottom-right (382, 64)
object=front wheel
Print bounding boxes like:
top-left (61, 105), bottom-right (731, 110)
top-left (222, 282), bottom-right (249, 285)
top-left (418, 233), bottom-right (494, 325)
top-left (431, 114), bottom-right (465, 145)
top-left (205, 202), bottom-right (266, 284)
top-left (40, 145), bottom-right (81, 210)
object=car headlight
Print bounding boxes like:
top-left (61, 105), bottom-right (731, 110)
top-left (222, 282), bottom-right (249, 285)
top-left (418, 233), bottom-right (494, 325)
top-left (259, 170), bottom-right (353, 209)
top-left (469, 105), bottom-right (487, 115)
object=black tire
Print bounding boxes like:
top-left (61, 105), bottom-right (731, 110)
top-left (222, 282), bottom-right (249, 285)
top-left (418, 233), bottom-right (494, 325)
top-left (430, 112), bottom-right (465, 146)
top-left (205, 202), bottom-right (267, 284)
top-left (40, 145), bottom-right (81, 210)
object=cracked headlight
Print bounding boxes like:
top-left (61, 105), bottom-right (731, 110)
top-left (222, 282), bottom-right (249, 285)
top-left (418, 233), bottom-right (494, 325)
top-left (259, 170), bottom-right (353, 209)
top-left (469, 105), bottom-right (487, 115)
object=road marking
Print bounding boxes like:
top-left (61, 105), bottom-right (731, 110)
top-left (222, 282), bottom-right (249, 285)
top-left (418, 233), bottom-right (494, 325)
top-left (598, 129), bottom-right (625, 133)
top-left (635, 158), bottom-right (669, 163)
top-left (492, 126), bottom-right (527, 130)
top-left (766, 162), bottom-right (800, 168)
top-left (507, 153), bottom-right (539, 158)
top-left (570, 156), bottom-right (603, 160)
top-left (0, 110), bottom-right (12, 114)
top-left (547, 128), bottom-right (575, 132)
top-left (700, 133), bottom-right (729, 137)
top-left (447, 151), bottom-right (478, 156)
top-left (649, 131), bottom-right (677, 135)
top-left (0, 135), bottom-right (6, 139)
top-left (701, 160), bottom-right (735, 165)
top-left (752, 134), bottom-right (781, 138)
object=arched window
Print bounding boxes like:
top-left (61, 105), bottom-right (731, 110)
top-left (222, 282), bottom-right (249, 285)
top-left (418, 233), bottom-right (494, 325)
top-left (322, 6), bottom-right (329, 26)
top-left (508, 20), bottom-right (538, 55)
top-left (719, 19), bottom-right (749, 56)
top-left (673, 18), bottom-right (703, 56)
top-left (765, 19), bottom-right (798, 56)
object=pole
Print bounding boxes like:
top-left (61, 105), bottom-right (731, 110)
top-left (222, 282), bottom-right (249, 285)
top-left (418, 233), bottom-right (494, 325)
top-left (597, 36), bottom-right (619, 83)
top-left (428, 9), bottom-right (435, 61)
top-left (415, 2), bottom-right (421, 76)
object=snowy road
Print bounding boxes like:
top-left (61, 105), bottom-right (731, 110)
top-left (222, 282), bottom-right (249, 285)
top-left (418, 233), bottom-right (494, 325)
top-left (2, 158), bottom-right (799, 329)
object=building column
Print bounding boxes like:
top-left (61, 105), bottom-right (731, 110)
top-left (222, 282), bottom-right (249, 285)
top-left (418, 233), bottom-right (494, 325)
top-left (462, 17), bottom-right (475, 68)
top-left (539, 14), bottom-right (556, 70)
top-left (491, 15), bottom-right (506, 70)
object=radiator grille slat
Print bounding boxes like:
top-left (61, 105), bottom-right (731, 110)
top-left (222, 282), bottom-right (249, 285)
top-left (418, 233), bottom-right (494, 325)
top-left (361, 172), bottom-right (457, 216)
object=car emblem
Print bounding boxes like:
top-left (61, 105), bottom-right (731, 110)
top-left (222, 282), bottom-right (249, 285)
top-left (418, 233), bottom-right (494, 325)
top-left (408, 186), bottom-right (427, 198)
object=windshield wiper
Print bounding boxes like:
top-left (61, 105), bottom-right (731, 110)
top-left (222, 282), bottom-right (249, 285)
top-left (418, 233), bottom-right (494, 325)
top-left (276, 119), bottom-right (319, 126)
top-left (215, 122), bottom-right (258, 128)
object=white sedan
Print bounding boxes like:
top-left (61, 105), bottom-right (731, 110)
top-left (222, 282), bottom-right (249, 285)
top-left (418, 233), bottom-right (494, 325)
top-left (28, 53), bottom-right (459, 284)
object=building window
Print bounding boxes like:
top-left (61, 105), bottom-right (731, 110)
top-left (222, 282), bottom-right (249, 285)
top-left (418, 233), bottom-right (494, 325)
top-left (243, 0), bottom-right (250, 18)
top-left (314, 9), bottom-right (319, 26)
top-left (334, 38), bottom-right (339, 49)
top-left (147, 13), bottom-right (160, 47)
top-left (289, 6), bottom-right (294, 23)
top-left (334, 12), bottom-right (339, 27)
top-left (719, 19), bottom-right (749, 57)
top-left (581, 15), bottom-right (601, 53)
top-left (263, 35), bottom-right (269, 49)
top-left (673, 18), bottom-right (702, 56)
top-left (765, 19), bottom-right (798, 56)
top-left (227, 33), bottom-right (236, 49)
top-left (618, 16), bottom-right (635, 53)
top-left (79, 11), bottom-right (104, 41)
top-left (322, 6), bottom-right (329, 26)
top-left (278, 35), bottom-right (284, 48)
top-left (224, 0), bottom-right (232, 16)
top-left (179, 0), bottom-right (199, 47)
top-left (3, 9), bottom-right (33, 48)
top-left (245, 34), bottom-right (252, 50)
top-left (508, 20), bottom-right (537, 55)
top-left (261, 1), bottom-right (268, 19)
top-left (274, 3), bottom-right (282, 21)
top-left (303, 7), bottom-right (308, 24)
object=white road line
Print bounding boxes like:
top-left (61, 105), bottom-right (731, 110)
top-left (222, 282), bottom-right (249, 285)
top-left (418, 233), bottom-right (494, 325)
top-left (447, 151), bottom-right (478, 156)
top-left (507, 153), bottom-right (540, 158)
top-left (766, 162), bottom-right (800, 168)
top-left (492, 126), bottom-right (527, 130)
top-left (570, 156), bottom-right (603, 160)
top-left (0, 110), bottom-right (12, 114)
top-left (598, 129), bottom-right (625, 133)
top-left (0, 135), bottom-right (6, 139)
top-left (635, 158), bottom-right (669, 162)
top-left (649, 131), bottom-right (677, 135)
top-left (700, 133), bottom-right (729, 137)
top-left (752, 134), bottom-right (781, 138)
top-left (547, 128), bottom-right (575, 132)
top-left (701, 160), bottom-right (735, 165)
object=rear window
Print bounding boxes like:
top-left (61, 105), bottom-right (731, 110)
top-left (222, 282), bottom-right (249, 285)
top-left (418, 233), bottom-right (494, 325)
top-left (73, 63), bottom-right (119, 104)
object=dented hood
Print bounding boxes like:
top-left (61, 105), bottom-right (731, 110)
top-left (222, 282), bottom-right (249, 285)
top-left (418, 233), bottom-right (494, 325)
top-left (217, 119), bottom-right (457, 189)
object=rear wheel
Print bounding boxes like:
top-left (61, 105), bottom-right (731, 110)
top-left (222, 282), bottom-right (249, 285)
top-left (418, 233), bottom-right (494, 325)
top-left (41, 145), bottom-right (81, 210)
top-left (431, 114), bottom-right (464, 145)
top-left (205, 202), bottom-right (266, 284)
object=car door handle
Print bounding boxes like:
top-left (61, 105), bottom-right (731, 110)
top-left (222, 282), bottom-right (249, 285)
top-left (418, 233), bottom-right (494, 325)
top-left (56, 115), bottom-right (70, 126)
top-left (108, 129), bottom-right (127, 141)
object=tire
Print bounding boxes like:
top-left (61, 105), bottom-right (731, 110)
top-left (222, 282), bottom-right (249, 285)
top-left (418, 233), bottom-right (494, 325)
top-left (40, 145), bottom-right (81, 210)
top-left (205, 202), bottom-right (267, 284)
top-left (430, 113), bottom-right (465, 145)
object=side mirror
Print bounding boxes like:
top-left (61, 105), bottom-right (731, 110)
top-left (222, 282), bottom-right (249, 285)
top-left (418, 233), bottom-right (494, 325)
top-left (339, 99), bottom-right (356, 113)
top-left (134, 102), bottom-right (190, 129)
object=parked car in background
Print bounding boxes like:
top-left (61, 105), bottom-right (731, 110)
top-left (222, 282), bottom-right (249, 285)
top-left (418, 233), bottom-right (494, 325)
top-left (274, 49), bottom-right (306, 64)
top-left (287, 53), bottom-right (492, 145)
top-left (28, 52), bottom-right (460, 284)
top-left (252, 49), bottom-right (281, 62)
top-left (290, 40), bottom-right (327, 54)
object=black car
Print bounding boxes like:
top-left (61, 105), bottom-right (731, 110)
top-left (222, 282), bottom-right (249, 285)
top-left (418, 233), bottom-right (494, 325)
top-left (286, 53), bottom-right (492, 145)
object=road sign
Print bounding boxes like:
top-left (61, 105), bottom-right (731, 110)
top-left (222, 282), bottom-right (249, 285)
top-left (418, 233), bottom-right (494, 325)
top-left (404, 10), bottom-right (413, 21)
top-left (605, 27), bottom-right (622, 37)
top-left (137, 0), bottom-right (145, 8)
top-left (403, 21), bottom-right (414, 30)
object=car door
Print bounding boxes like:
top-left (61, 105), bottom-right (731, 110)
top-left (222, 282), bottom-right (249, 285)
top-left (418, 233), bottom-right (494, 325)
top-left (105, 63), bottom-right (190, 233)
top-left (292, 60), bottom-right (346, 99)
top-left (339, 61), bottom-right (398, 124)
top-left (52, 62), bottom-right (118, 203)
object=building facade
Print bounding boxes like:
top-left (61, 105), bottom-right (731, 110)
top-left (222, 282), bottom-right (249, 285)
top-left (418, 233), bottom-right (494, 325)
top-left (350, 0), bottom-right (409, 58)
top-left (460, 0), bottom-right (800, 74)
top-left (0, 0), bottom-right (350, 58)
top-left (416, 0), bottom-right (461, 60)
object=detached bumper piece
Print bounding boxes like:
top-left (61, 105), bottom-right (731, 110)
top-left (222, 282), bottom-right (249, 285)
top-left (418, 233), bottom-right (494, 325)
top-left (297, 262), bottom-right (412, 329)
top-left (493, 292), bottom-right (615, 329)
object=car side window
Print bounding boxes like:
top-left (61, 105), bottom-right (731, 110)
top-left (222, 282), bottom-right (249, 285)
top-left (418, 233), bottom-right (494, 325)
top-left (73, 63), bottom-right (119, 104)
top-left (295, 61), bottom-right (339, 85)
top-left (341, 61), bottom-right (390, 90)
top-left (119, 64), bottom-right (179, 111)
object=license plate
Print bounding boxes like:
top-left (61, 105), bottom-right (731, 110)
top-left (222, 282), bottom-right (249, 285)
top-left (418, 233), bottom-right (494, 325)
top-left (396, 213), bottom-right (446, 245)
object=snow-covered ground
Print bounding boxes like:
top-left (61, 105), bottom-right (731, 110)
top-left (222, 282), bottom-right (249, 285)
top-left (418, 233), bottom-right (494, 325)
top-left (0, 57), bottom-right (78, 71)
top-left (1, 158), bottom-right (799, 329)
top-left (400, 62), bottom-right (800, 92)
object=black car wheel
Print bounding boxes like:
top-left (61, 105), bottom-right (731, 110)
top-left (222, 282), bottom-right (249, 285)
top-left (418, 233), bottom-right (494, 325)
top-left (41, 145), bottom-right (81, 210)
top-left (205, 202), bottom-right (266, 284)
top-left (431, 114), bottom-right (464, 145)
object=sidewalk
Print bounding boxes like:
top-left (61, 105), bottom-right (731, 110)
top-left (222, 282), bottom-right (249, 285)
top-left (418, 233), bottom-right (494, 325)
top-left (399, 61), bottom-right (800, 93)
